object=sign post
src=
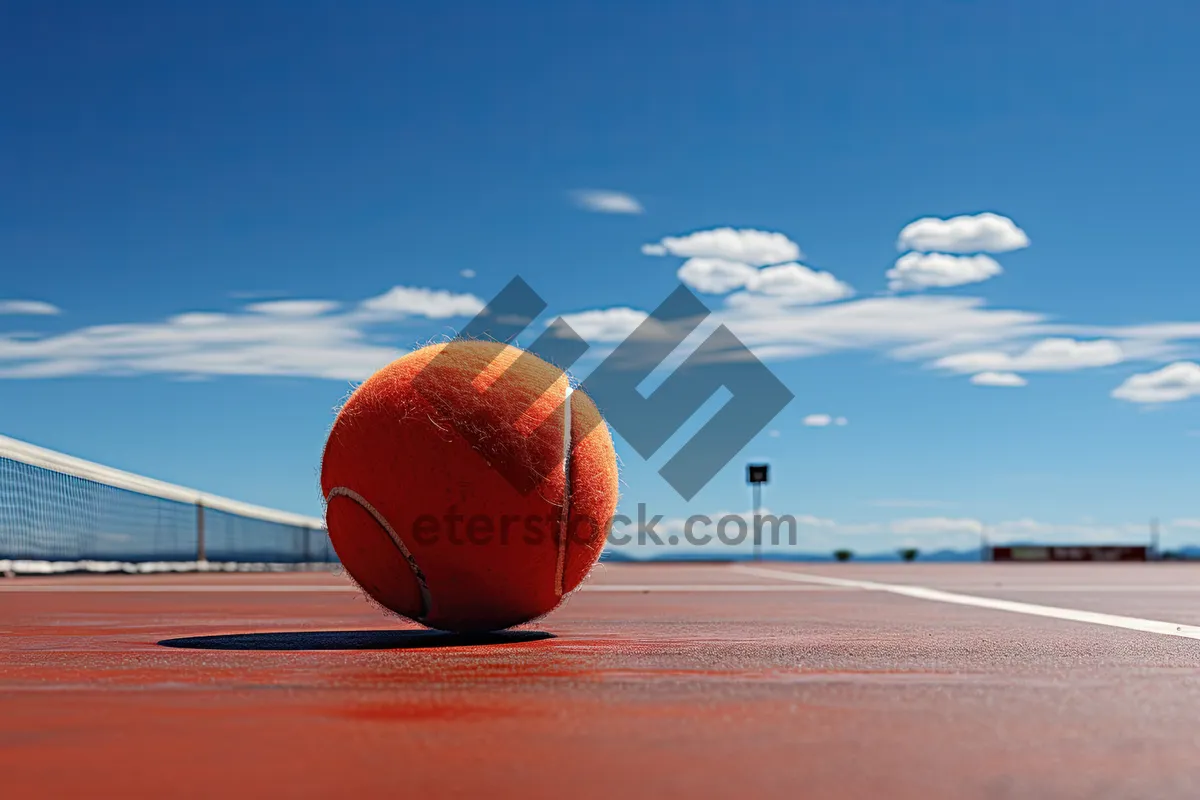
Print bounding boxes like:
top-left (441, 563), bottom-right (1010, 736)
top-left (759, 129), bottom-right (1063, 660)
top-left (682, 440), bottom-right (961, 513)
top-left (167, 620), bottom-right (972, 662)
top-left (747, 464), bottom-right (769, 562)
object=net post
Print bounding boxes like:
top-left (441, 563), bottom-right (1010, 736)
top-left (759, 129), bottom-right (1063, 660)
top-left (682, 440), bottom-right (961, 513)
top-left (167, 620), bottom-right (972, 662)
top-left (196, 502), bottom-right (206, 563)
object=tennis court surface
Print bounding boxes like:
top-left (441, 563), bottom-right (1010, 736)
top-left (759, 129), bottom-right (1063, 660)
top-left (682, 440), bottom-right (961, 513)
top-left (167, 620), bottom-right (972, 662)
top-left (4, 561), bottom-right (1200, 799)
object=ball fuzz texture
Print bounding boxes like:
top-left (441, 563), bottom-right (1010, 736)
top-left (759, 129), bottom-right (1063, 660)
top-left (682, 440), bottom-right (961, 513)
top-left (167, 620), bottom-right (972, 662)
top-left (320, 341), bottom-right (619, 633)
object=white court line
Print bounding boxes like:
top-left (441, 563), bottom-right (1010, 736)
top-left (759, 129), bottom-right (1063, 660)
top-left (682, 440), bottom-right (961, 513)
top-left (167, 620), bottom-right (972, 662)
top-left (931, 585), bottom-right (1200, 593)
top-left (0, 584), bottom-right (359, 593)
top-left (584, 584), bottom-right (845, 592)
top-left (731, 565), bottom-right (1200, 641)
top-left (0, 582), bottom-right (842, 594)
top-left (4, 581), bottom-right (1200, 595)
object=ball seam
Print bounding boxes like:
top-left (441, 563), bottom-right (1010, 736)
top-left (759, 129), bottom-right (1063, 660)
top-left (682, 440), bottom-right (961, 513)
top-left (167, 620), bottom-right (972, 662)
top-left (325, 485), bottom-right (433, 621)
top-left (554, 387), bottom-right (573, 598)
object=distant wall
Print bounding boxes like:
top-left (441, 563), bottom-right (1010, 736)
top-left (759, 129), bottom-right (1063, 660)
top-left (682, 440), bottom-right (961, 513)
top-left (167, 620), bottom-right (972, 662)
top-left (989, 545), bottom-right (1149, 562)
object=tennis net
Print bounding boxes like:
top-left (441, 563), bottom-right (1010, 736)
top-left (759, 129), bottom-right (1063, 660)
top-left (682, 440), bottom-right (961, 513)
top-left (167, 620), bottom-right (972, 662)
top-left (0, 434), bottom-right (333, 574)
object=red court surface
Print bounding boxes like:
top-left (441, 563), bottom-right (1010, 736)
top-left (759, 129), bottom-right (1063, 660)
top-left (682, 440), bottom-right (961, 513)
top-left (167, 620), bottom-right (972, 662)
top-left (4, 562), bottom-right (1200, 799)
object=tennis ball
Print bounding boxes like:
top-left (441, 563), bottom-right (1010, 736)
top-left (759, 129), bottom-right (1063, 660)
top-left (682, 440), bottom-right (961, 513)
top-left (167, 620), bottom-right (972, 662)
top-left (320, 341), bottom-right (618, 633)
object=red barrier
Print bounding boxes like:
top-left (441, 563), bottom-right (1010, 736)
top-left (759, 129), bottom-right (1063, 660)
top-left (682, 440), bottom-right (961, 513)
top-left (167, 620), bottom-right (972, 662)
top-left (990, 545), bottom-right (1149, 562)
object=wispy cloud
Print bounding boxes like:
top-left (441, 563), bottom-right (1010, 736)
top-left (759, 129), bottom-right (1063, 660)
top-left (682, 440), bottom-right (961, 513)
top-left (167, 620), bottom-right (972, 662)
top-left (571, 189), bottom-right (644, 215)
top-left (803, 414), bottom-right (847, 427)
top-left (935, 338), bottom-right (1125, 386)
top-left (1112, 362), bottom-right (1200, 403)
top-left (13, 280), bottom-right (1188, 402)
top-left (7, 212), bottom-right (1200, 410)
top-left (0, 300), bottom-right (60, 316)
top-left (567, 215), bottom-right (1200, 403)
top-left (0, 286), bottom-right (482, 381)
top-left (360, 286), bottom-right (484, 318)
top-left (243, 300), bottom-right (341, 317)
top-left (718, 294), bottom-right (1045, 363)
top-left (971, 371), bottom-right (1027, 387)
top-left (557, 292), bottom-right (1059, 372)
top-left (556, 307), bottom-right (649, 342)
top-left (642, 227), bottom-right (802, 266)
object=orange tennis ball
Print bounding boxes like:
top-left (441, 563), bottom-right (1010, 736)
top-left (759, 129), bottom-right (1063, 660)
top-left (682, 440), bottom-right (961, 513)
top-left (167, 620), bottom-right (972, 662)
top-left (320, 341), bottom-right (618, 633)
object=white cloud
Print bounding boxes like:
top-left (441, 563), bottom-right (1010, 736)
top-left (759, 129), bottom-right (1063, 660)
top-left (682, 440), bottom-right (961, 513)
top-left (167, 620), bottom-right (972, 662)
top-left (643, 227), bottom-right (802, 266)
top-left (0, 311), bottom-right (401, 381)
top-left (0, 285), bottom-right (487, 381)
top-left (747, 263), bottom-right (854, 303)
top-left (460, 269), bottom-right (476, 279)
top-left (555, 307), bottom-right (649, 342)
top-left (677, 258), bottom-right (759, 294)
top-left (887, 253), bottom-right (1003, 291)
top-left (556, 286), bottom-right (1196, 402)
top-left (768, 429), bottom-right (781, 438)
top-left (1020, 338), bottom-right (1124, 370)
top-left (971, 371), bottom-right (1027, 387)
top-left (936, 338), bottom-right (1124, 374)
top-left (171, 312), bottom-right (229, 327)
top-left (897, 212), bottom-right (1029, 253)
top-left (678, 258), bottom-right (854, 304)
top-left (1112, 361), bottom-right (1200, 403)
top-left (5, 256), bottom-right (1199, 409)
top-left (572, 190), bottom-right (643, 215)
top-left (835, 416), bottom-right (848, 425)
top-left (244, 300), bottom-right (340, 317)
top-left (803, 414), bottom-right (832, 426)
top-left (0, 300), bottom-right (61, 316)
top-left (716, 294), bottom-right (1045, 363)
top-left (526, 286), bottom-right (1192, 403)
top-left (1170, 519), bottom-right (1200, 530)
top-left (359, 286), bottom-right (483, 318)
top-left (1068, 321), bottom-right (1200, 344)
top-left (1045, 322), bottom-right (1200, 365)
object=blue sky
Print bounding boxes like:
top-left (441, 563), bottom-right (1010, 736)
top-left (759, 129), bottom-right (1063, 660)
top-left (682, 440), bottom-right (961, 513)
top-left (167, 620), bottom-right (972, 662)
top-left (3, 1), bottom-right (1200, 555)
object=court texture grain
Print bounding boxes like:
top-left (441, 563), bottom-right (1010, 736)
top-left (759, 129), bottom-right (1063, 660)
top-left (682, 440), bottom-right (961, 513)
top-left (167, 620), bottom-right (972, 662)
top-left (3, 562), bottom-right (1200, 799)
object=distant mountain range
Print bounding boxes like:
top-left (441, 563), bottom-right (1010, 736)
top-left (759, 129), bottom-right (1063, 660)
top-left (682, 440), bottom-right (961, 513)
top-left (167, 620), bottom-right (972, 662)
top-left (1161, 546), bottom-right (1200, 560)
